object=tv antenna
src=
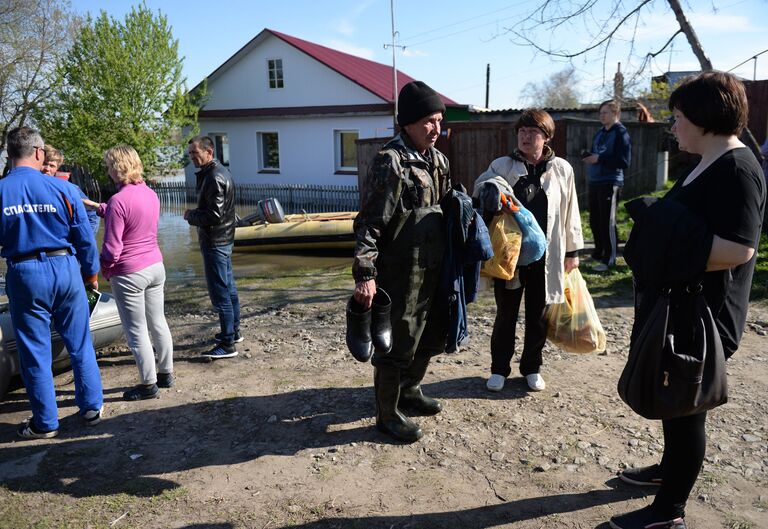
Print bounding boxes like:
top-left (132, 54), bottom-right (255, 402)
top-left (383, 0), bottom-right (406, 131)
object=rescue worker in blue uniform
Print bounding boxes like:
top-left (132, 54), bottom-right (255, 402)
top-left (0, 127), bottom-right (104, 439)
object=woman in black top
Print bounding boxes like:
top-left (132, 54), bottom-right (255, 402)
top-left (610, 72), bottom-right (766, 529)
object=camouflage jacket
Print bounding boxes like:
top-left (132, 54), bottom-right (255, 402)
top-left (352, 133), bottom-right (451, 282)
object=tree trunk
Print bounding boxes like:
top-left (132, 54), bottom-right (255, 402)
top-left (667, 0), bottom-right (713, 70)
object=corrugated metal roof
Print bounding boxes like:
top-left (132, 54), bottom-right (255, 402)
top-left (268, 29), bottom-right (459, 106)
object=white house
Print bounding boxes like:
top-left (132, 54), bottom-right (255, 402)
top-left (186, 29), bottom-right (461, 186)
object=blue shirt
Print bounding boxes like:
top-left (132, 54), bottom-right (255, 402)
top-left (589, 122), bottom-right (632, 186)
top-left (0, 166), bottom-right (99, 277)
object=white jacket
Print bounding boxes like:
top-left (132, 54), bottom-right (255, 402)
top-left (474, 154), bottom-right (584, 305)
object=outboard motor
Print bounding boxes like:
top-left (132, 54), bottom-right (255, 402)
top-left (237, 198), bottom-right (286, 226)
top-left (257, 198), bottom-right (286, 223)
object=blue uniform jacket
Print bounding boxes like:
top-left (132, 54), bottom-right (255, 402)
top-left (589, 122), bottom-right (631, 186)
top-left (0, 166), bottom-right (99, 277)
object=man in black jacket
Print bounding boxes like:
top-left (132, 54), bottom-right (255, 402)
top-left (184, 135), bottom-right (242, 359)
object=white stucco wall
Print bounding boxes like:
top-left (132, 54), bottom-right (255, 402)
top-left (185, 115), bottom-right (393, 186)
top-left (205, 34), bottom-right (384, 109)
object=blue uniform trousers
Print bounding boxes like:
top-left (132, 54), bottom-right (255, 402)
top-left (6, 253), bottom-right (103, 432)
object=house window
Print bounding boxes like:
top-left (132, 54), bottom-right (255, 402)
top-left (209, 133), bottom-right (230, 166)
top-left (257, 132), bottom-right (280, 172)
top-left (268, 59), bottom-right (284, 89)
top-left (334, 130), bottom-right (359, 172)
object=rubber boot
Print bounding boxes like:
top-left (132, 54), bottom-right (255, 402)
top-left (374, 366), bottom-right (423, 442)
top-left (370, 288), bottom-right (392, 354)
top-left (399, 352), bottom-right (442, 415)
top-left (346, 296), bottom-right (373, 362)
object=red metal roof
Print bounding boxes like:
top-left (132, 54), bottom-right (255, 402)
top-left (268, 29), bottom-right (459, 106)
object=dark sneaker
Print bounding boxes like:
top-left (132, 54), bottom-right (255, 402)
top-left (609, 506), bottom-right (686, 529)
top-left (619, 464), bottom-right (663, 486)
top-left (123, 384), bottom-right (160, 401)
top-left (156, 373), bottom-right (174, 388)
top-left (201, 344), bottom-right (238, 359)
top-left (215, 331), bottom-right (244, 344)
top-left (83, 405), bottom-right (104, 426)
top-left (17, 420), bottom-right (58, 439)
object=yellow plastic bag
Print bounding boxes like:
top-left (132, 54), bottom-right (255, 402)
top-left (546, 268), bottom-right (606, 353)
top-left (481, 211), bottom-right (522, 280)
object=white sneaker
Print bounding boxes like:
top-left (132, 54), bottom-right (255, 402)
top-left (526, 373), bottom-right (546, 391)
top-left (83, 405), bottom-right (104, 426)
top-left (486, 374), bottom-right (505, 392)
top-left (592, 263), bottom-right (609, 272)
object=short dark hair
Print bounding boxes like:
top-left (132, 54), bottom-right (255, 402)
top-left (668, 71), bottom-right (747, 136)
top-left (7, 127), bottom-right (44, 159)
top-left (599, 100), bottom-right (620, 114)
top-left (188, 135), bottom-right (215, 152)
top-left (514, 108), bottom-right (555, 139)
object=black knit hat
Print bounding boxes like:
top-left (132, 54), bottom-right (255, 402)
top-left (397, 81), bottom-right (446, 127)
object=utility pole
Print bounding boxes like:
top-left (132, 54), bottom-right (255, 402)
top-left (383, 0), bottom-right (406, 132)
top-left (485, 64), bottom-right (490, 108)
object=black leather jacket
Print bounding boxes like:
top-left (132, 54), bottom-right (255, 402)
top-left (186, 159), bottom-right (236, 247)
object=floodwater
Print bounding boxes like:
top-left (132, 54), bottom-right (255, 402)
top-left (0, 202), bottom-right (352, 296)
top-left (158, 203), bottom-right (351, 287)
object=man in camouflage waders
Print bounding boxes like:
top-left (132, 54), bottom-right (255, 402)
top-left (352, 81), bottom-right (450, 442)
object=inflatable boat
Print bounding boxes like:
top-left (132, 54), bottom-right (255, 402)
top-left (234, 199), bottom-right (357, 252)
top-left (0, 292), bottom-right (124, 399)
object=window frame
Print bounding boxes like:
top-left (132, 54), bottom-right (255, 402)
top-left (267, 58), bottom-right (284, 89)
top-left (334, 129), bottom-right (359, 174)
top-left (256, 131), bottom-right (280, 173)
top-left (208, 132), bottom-right (230, 166)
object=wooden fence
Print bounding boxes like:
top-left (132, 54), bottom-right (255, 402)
top-left (147, 182), bottom-right (359, 214)
top-left (744, 80), bottom-right (768, 146)
top-left (357, 119), bottom-right (669, 205)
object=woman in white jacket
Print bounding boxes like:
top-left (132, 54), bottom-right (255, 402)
top-left (474, 109), bottom-right (583, 392)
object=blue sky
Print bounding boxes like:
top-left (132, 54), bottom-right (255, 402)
top-left (73, 0), bottom-right (768, 109)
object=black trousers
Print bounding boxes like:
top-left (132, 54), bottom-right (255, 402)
top-left (490, 258), bottom-right (548, 377)
top-left (588, 183), bottom-right (621, 266)
top-left (652, 411), bottom-right (708, 518)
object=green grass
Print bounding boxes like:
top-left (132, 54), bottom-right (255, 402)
top-left (752, 232), bottom-right (768, 301)
top-left (580, 181), bottom-right (768, 302)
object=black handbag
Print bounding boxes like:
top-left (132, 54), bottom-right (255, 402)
top-left (617, 285), bottom-right (728, 420)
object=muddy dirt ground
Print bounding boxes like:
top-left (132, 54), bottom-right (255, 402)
top-left (1, 264), bottom-right (766, 529)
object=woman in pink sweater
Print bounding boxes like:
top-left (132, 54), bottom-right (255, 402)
top-left (100, 145), bottom-right (174, 401)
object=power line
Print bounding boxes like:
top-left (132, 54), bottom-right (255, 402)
top-left (726, 48), bottom-right (768, 76)
top-left (402, 16), bottom-right (522, 48)
top-left (398, 1), bottom-right (529, 48)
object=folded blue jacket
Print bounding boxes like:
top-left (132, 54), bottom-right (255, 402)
top-left (510, 197), bottom-right (547, 266)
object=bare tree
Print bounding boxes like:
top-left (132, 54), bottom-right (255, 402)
top-left (0, 0), bottom-right (79, 150)
top-left (520, 66), bottom-right (582, 108)
top-left (505, 0), bottom-right (716, 93)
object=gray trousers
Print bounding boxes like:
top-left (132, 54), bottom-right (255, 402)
top-left (110, 261), bottom-right (174, 385)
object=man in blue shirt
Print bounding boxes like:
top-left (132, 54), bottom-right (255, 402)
top-left (0, 127), bottom-right (104, 439)
top-left (583, 100), bottom-right (632, 271)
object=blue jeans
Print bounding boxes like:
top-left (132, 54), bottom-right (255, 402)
top-left (6, 253), bottom-right (103, 431)
top-left (200, 243), bottom-right (240, 345)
